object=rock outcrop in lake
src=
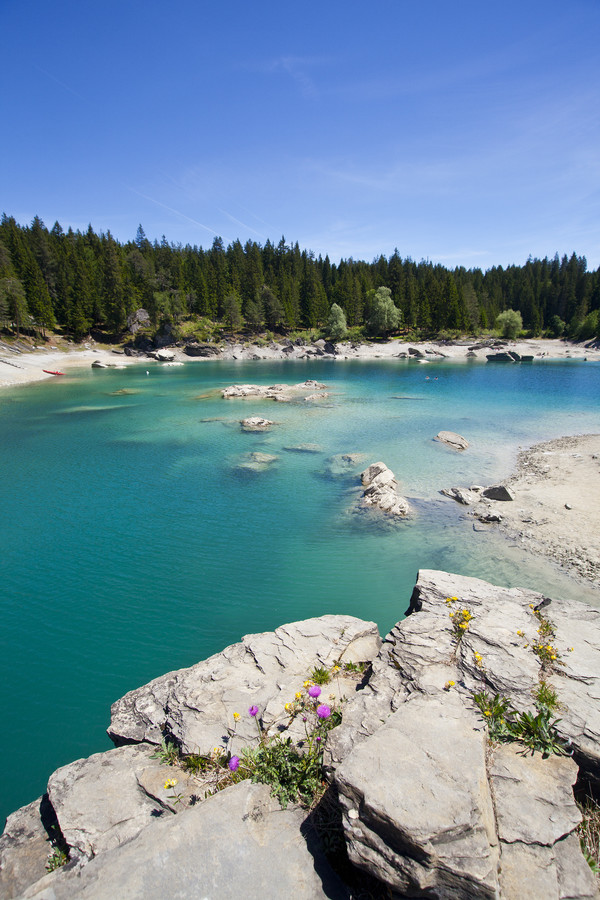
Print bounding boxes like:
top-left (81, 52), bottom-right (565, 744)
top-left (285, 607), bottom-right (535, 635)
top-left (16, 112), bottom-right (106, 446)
top-left (222, 380), bottom-right (328, 402)
top-left (2, 571), bottom-right (600, 899)
top-left (359, 462), bottom-right (411, 517)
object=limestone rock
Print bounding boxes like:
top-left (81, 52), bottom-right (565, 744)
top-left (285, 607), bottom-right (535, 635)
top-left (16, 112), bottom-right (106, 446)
top-left (441, 486), bottom-right (481, 505)
top-left (240, 416), bottom-right (274, 431)
top-left (0, 797), bottom-right (55, 899)
top-left (234, 451), bottom-right (278, 472)
top-left (336, 692), bottom-right (499, 898)
top-left (47, 744), bottom-right (168, 862)
top-left (283, 443), bottom-right (323, 453)
top-left (126, 308), bottom-right (151, 334)
top-left (108, 616), bottom-right (381, 755)
top-left (155, 348), bottom-right (175, 361)
top-left (184, 342), bottom-right (221, 357)
top-left (21, 782), bottom-right (346, 900)
top-left (482, 484), bottom-right (515, 501)
top-left (90, 360), bottom-right (107, 368)
top-left (359, 462), bottom-right (411, 517)
top-left (434, 430), bottom-right (469, 451)
top-left (324, 453), bottom-right (367, 478)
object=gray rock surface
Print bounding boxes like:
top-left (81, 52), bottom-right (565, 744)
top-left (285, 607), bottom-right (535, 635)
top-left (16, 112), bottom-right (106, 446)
top-left (20, 782), bottom-right (347, 900)
top-left (108, 615), bottom-right (381, 755)
top-left (47, 744), bottom-right (168, 861)
top-left (5, 575), bottom-right (600, 900)
top-left (329, 570), bottom-right (600, 899)
top-left (434, 430), bottom-right (470, 450)
top-left (483, 484), bottom-right (515, 501)
top-left (359, 462), bottom-right (411, 517)
top-left (234, 451), bottom-right (278, 472)
top-left (240, 415), bottom-right (274, 431)
top-left (441, 486), bottom-right (481, 505)
top-left (223, 380), bottom-right (328, 401)
top-left (0, 798), bottom-right (53, 899)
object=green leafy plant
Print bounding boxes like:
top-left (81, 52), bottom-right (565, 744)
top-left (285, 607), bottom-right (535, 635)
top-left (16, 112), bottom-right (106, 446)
top-left (245, 736), bottom-right (325, 808)
top-left (473, 690), bottom-right (568, 757)
top-left (341, 661), bottom-right (366, 674)
top-left (310, 666), bottom-right (331, 685)
top-left (182, 753), bottom-right (212, 774)
top-left (534, 680), bottom-right (559, 711)
top-left (150, 738), bottom-right (180, 766)
top-left (45, 846), bottom-right (68, 872)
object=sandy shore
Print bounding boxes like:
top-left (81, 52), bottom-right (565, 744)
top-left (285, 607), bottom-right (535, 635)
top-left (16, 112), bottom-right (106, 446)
top-left (1, 336), bottom-right (598, 390)
top-left (0, 345), bottom-right (140, 388)
top-left (469, 434), bottom-right (600, 585)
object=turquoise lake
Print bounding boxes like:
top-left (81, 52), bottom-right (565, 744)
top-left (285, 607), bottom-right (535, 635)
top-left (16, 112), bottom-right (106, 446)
top-left (1, 356), bottom-right (600, 825)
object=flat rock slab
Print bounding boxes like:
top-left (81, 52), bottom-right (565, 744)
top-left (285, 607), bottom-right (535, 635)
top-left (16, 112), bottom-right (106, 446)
top-left (434, 430), bottom-right (469, 450)
top-left (22, 781), bottom-right (347, 900)
top-left (336, 692), bottom-right (499, 898)
top-left (47, 744), bottom-right (172, 861)
top-left (223, 380), bottom-right (328, 401)
top-left (108, 615), bottom-right (381, 756)
top-left (240, 416), bottom-right (274, 431)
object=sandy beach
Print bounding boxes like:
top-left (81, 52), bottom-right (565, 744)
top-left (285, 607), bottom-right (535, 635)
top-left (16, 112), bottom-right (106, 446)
top-left (489, 434), bottom-right (600, 585)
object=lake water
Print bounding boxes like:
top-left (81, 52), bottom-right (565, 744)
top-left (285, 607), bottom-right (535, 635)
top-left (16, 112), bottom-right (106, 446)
top-left (1, 356), bottom-right (599, 825)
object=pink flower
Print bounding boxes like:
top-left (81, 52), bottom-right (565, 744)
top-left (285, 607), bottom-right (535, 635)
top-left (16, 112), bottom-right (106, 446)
top-left (308, 685), bottom-right (321, 698)
top-left (228, 756), bottom-right (240, 772)
top-left (248, 705), bottom-right (259, 717)
top-left (317, 705), bottom-right (331, 719)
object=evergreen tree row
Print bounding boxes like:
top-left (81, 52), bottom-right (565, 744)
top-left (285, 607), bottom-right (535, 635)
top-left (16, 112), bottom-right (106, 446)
top-left (0, 214), bottom-right (598, 342)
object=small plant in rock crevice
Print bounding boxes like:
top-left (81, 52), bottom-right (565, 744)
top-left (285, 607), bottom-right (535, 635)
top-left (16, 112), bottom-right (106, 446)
top-left (45, 846), bottom-right (68, 872)
top-left (473, 690), bottom-right (569, 758)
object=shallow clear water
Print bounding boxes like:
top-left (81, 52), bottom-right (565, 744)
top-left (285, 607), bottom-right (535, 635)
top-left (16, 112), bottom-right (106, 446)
top-left (1, 357), bottom-right (599, 824)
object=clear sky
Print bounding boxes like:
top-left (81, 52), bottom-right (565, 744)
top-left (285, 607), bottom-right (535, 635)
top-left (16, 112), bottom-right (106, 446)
top-left (1, 0), bottom-right (599, 270)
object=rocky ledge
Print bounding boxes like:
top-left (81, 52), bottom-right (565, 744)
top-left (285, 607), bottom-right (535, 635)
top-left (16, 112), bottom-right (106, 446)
top-left (2, 572), bottom-right (600, 899)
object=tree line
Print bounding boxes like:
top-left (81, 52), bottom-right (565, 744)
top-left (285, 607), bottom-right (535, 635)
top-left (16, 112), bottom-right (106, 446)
top-left (0, 213), bottom-right (598, 342)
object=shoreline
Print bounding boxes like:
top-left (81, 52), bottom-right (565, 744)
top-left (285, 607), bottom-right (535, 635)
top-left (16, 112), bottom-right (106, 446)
top-left (491, 433), bottom-right (600, 585)
top-left (0, 336), bottom-right (598, 391)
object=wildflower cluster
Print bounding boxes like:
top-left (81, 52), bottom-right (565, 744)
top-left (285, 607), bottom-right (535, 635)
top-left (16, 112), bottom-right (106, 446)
top-left (446, 597), bottom-right (474, 640)
top-left (473, 689), bottom-right (568, 757)
top-left (473, 650), bottom-right (484, 670)
top-left (530, 608), bottom-right (563, 669)
top-left (147, 668), bottom-right (347, 812)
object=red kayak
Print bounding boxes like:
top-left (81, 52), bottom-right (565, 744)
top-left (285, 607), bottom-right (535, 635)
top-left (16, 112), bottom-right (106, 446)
top-left (43, 370), bottom-right (65, 376)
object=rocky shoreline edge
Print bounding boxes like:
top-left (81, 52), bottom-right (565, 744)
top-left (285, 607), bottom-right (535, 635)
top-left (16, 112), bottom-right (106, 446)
top-left (2, 569), bottom-right (600, 899)
top-left (1, 335), bottom-right (599, 390)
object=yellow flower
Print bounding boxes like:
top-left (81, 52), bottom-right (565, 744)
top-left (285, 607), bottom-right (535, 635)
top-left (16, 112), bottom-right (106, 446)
top-left (484, 710), bottom-right (491, 717)
top-left (516, 630), bottom-right (524, 637)
top-left (332, 665), bottom-right (340, 672)
top-left (551, 654), bottom-right (557, 660)
top-left (295, 692), bottom-right (302, 700)
top-left (529, 604), bottom-right (535, 609)
top-left (284, 702), bottom-right (293, 712)
top-left (568, 647), bottom-right (574, 652)
top-left (445, 598), bottom-right (454, 604)
top-left (444, 680), bottom-right (455, 690)
top-left (164, 778), bottom-right (178, 789)
top-left (303, 680), bottom-right (312, 688)
top-left (233, 712), bottom-right (240, 721)
top-left (212, 746), bottom-right (224, 757)
top-left (449, 612), bottom-right (455, 618)
top-left (459, 622), bottom-right (468, 630)
top-left (451, 596), bottom-right (458, 601)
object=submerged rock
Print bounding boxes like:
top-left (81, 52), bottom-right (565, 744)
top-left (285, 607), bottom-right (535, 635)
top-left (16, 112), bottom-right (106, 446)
top-left (434, 430), bottom-right (469, 451)
top-left (234, 451), bottom-right (278, 472)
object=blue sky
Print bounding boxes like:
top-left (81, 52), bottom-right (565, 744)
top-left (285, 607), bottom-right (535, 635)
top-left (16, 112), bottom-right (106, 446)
top-left (1, 0), bottom-right (599, 269)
